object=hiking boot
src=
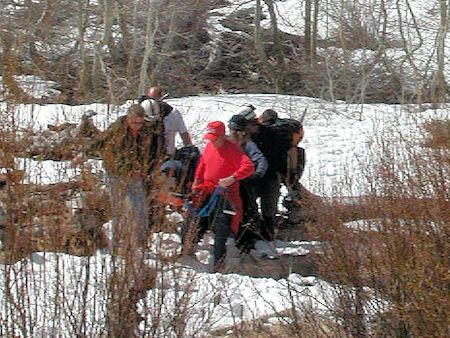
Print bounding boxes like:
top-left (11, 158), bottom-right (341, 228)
top-left (176, 254), bottom-right (209, 272)
top-left (213, 259), bottom-right (227, 273)
top-left (254, 240), bottom-right (279, 260)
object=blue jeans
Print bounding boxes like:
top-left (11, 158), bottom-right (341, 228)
top-left (108, 176), bottom-right (149, 248)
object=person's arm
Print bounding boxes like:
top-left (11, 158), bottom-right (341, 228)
top-left (180, 131), bottom-right (192, 147)
top-left (193, 155), bottom-right (205, 186)
top-left (233, 152), bottom-right (254, 181)
top-left (70, 127), bottom-right (106, 167)
top-left (245, 141), bottom-right (268, 178)
top-left (219, 148), bottom-right (254, 188)
top-left (174, 109), bottom-right (192, 147)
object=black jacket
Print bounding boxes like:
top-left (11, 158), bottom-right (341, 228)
top-left (251, 125), bottom-right (290, 178)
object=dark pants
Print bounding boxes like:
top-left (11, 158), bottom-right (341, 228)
top-left (181, 195), bottom-right (232, 270)
top-left (255, 174), bottom-right (280, 241)
top-left (239, 181), bottom-right (260, 224)
top-left (237, 181), bottom-right (262, 251)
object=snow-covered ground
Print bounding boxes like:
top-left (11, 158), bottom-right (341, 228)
top-left (6, 94), bottom-right (448, 196)
top-left (0, 93), bottom-right (447, 336)
top-left (0, 0), bottom-right (448, 334)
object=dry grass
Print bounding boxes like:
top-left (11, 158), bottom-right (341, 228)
top-left (211, 312), bottom-right (350, 338)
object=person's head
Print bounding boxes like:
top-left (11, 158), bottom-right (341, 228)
top-left (259, 109), bottom-right (278, 125)
top-left (244, 118), bottom-right (259, 135)
top-left (126, 104), bottom-right (146, 133)
top-left (228, 114), bottom-right (248, 143)
top-left (204, 121), bottom-right (226, 147)
top-left (146, 86), bottom-right (164, 100)
top-left (237, 104), bottom-right (259, 135)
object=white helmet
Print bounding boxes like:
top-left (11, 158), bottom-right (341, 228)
top-left (237, 104), bottom-right (256, 121)
top-left (140, 98), bottom-right (160, 120)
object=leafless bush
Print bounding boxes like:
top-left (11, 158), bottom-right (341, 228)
top-left (313, 118), bottom-right (449, 337)
top-left (423, 119), bottom-right (450, 149)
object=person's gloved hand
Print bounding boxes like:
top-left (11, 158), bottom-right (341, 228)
top-left (191, 182), bottom-right (215, 208)
top-left (191, 183), bottom-right (203, 196)
top-left (190, 184), bottom-right (204, 208)
top-left (218, 175), bottom-right (235, 188)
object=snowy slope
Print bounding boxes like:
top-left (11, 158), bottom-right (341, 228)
top-left (0, 92), bottom-right (448, 336)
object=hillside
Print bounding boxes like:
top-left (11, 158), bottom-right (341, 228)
top-left (1, 0), bottom-right (450, 105)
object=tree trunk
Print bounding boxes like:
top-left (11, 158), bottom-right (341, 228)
top-left (254, 0), bottom-right (280, 92)
top-left (311, 0), bottom-right (320, 62)
top-left (77, 0), bottom-right (90, 99)
top-left (150, 1), bottom-right (179, 84)
top-left (138, 0), bottom-right (159, 95)
top-left (263, 0), bottom-right (285, 69)
top-left (396, 0), bottom-right (424, 104)
top-left (125, 1), bottom-right (141, 83)
top-left (101, 0), bottom-right (117, 63)
top-left (431, 0), bottom-right (449, 109)
top-left (305, 0), bottom-right (311, 60)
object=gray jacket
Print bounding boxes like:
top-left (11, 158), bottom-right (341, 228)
top-left (243, 140), bottom-right (268, 178)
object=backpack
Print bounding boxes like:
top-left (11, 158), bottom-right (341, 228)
top-left (288, 146), bottom-right (306, 182)
top-left (160, 145), bottom-right (200, 195)
top-left (264, 118), bottom-right (305, 180)
top-left (173, 145), bottom-right (201, 187)
top-left (268, 118), bottom-right (303, 148)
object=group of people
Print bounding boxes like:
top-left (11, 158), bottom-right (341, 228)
top-left (183, 105), bottom-right (305, 271)
top-left (73, 86), bottom-right (305, 272)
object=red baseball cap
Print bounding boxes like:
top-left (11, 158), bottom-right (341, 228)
top-left (204, 121), bottom-right (226, 141)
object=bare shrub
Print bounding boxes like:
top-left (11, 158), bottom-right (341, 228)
top-left (314, 119), bottom-right (450, 337)
top-left (423, 118), bottom-right (450, 149)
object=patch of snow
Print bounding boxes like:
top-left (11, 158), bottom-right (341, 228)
top-left (0, 75), bottom-right (61, 100)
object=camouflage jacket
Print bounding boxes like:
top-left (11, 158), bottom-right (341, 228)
top-left (92, 116), bottom-right (165, 178)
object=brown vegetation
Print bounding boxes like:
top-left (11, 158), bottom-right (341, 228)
top-left (304, 121), bottom-right (450, 337)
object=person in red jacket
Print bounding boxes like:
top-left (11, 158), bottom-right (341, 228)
top-left (181, 121), bottom-right (254, 272)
